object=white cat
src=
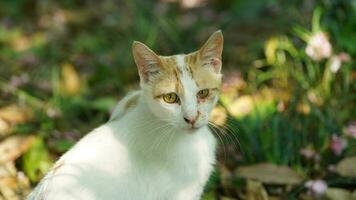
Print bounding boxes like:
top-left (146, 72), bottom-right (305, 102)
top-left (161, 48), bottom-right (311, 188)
top-left (27, 30), bottom-right (224, 200)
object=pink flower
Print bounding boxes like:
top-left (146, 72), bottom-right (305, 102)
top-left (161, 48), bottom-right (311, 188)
top-left (338, 52), bottom-right (351, 62)
top-left (300, 147), bottom-right (320, 162)
top-left (300, 148), bottom-right (315, 159)
top-left (345, 121), bottom-right (356, 139)
top-left (329, 52), bottom-right (351, 73)
top-left (330, 134), bottom-right (347, 156)
top-left (10, 73), bottom-right (29, 87)
top-left (305, 32), bottom-right (332, 61)
top-left (305, 179), bottom-right (328, 196)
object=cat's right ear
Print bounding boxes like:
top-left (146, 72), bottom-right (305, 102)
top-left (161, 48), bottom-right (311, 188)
top-left (132, 41), bottom-right (161, 83)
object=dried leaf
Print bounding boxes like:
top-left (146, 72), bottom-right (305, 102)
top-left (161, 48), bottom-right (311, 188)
top-left (246, 179), bottom-right (269, 200)
top-left (336, 156), bottom-right (356, 178)
top-left (0, 162), bottom-right (30, 200)
top-left (0, 119), bottom-right (11, 137)
top-left (0, 135), bottom-right (35, 164)
top-left (235, 163), bottom-right (303, 185)
top-left (325, 188), bottom-right (352, 200)
top-left (0, 105), bottom-right (32, 124)
top-left (0, 162), bottom-right (17, 180)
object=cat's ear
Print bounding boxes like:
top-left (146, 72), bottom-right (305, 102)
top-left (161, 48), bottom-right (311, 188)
top-left (198, 30), bottom-right (223, 73)
top-left (132, 41), bottom-right (162, 82)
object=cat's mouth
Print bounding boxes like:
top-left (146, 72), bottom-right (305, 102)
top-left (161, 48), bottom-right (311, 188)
top-left (184, 125), bottom-right (201, 132)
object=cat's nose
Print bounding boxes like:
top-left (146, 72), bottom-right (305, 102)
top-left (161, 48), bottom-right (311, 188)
top-left (183, 116), bottom-right (197, 125)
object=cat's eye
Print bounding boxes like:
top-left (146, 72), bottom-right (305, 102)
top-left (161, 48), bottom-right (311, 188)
top-left (197, 89), bottom-right (210, 98)
top-left (163, 93), bottom-right (179, 104)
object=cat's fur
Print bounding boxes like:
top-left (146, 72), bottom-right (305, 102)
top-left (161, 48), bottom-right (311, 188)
top-left (27, 30), bottom-right (223, 200)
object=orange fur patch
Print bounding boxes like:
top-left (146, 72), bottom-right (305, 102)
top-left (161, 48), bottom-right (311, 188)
top-left (150, 51), bottom-right (221, 97)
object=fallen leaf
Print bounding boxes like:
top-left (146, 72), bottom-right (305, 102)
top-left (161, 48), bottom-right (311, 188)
top-left (336, 156), bottom-right (356, 178)
top-left (0, 162), bottom-right (30, 200)
top-left (0, 119), bottom-right (11, 137)
top-left (246, 179), bottom-right (269, 200)
top-left (0, 135), bottom-right (35, 164)
top-left (325, 188), bottom-right (352, 200)
top-left (0, 105), bottom-right (32, 124)
top-left (235, 163), bottom-right (303, 185)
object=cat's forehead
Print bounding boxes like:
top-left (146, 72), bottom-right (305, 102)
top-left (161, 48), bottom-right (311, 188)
top-left (151, 53), bottom-right (221, 96)
top-left (159, 52), bottom-right (198, 71)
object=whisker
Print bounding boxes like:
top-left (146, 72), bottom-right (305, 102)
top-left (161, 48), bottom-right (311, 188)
top-left (146, 124), bottom-right (173, 157)
top-left (218, 122), bottom-right (241, 151)
top-left (223, 121), bottom-right (244, 156)
top-left (208, 123), bottom-right (227, 163)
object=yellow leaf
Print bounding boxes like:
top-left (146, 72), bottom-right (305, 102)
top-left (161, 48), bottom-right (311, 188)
top-left (228, 95), bottom-right (254, 117)
top-left (265, 37), bottom-right (278, 65)
top-left (60, 63), bottom-right (81, 96)
top-left (209, 106), bottom-right (227, 126)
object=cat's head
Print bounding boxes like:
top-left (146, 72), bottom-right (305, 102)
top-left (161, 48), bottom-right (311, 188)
top-left (132, 31), bottom-right (223, 131)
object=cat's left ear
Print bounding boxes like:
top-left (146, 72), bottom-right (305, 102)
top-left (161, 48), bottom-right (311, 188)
top-left (198, 30), bottom-right (223, 73)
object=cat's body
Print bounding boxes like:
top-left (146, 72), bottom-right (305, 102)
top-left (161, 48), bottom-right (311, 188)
top-left (28, 31), bottom-right (223, 200)
top-left (28, 91), bottom-right (216, 200)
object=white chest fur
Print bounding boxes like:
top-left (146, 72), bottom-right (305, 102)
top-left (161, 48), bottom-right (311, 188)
top-left (27, 93), bottom-right (216, 200)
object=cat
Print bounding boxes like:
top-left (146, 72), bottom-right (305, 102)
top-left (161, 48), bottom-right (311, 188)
top-left (27, 30), bottom-right (223, 200)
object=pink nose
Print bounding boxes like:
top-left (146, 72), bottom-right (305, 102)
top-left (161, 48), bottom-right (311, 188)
top-left (183, 117), bottom-right (197, 125)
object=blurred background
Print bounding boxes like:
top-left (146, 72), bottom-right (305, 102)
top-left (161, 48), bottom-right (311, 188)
top-left (0, 0), bottom-right (355, 199)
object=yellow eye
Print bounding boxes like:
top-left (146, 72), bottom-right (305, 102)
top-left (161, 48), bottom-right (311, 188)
top-left (163, 93), bottom-right (179, 104)
top-left (197, 89), bottom-right (210, 98)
